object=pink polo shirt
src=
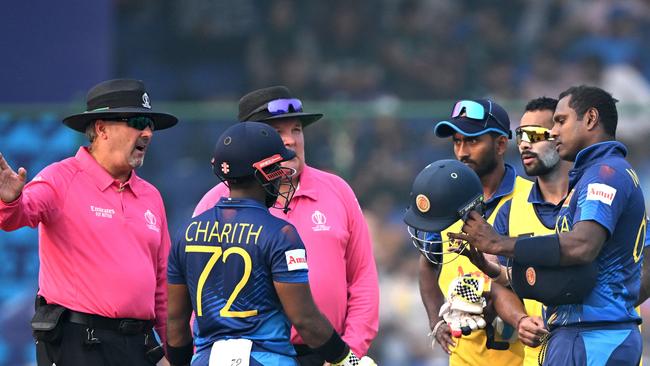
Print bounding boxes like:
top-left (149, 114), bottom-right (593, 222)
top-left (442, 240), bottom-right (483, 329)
top-left (0, 147), bottom-right (169, 341)
top-left (194, 165), bottom-right (379, 356)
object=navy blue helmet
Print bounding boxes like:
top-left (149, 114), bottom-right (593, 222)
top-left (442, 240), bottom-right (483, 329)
top-left (212, 121), bottom-right (297, 211)
top-left (404, 159), bottom-right (484, 264)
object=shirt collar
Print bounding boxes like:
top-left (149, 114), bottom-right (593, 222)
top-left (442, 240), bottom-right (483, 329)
top-left (292, 165), bottom-right (319, 201)
top-left (75, 146), bottom-right (142, 197)
top-left (527, 180), bottom-right (554, 205)
top-left (573, 141), bottom-right (627, 171)
top-left (485, 163), bottom-right (517, 205)
top-left (216, 197), bottom-right (268, 210)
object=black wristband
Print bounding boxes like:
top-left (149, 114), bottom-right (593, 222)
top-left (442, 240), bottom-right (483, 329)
top-left (311, 331), bottom-right (350, 363)
top-left (166, 341), bottom-right (193, 366)
top-left (514, 234), bottom-right (561, 266)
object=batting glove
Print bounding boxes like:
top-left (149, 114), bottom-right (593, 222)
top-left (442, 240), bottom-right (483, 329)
top-left (442, 275), bottom-right (487, 337)
top-left (331, 351), bottom-right (377, 366)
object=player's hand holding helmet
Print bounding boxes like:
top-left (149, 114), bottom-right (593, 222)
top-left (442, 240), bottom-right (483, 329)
top-left (403, 159), bottom-right (484, 264)
top-left (440, 274), bottom-right (487, 337)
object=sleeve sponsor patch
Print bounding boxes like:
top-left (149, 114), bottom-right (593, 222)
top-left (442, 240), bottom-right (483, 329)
top-left (586, 183), bottom-right (616, 205)
top-left (285, 249), bottom-right (308, 271)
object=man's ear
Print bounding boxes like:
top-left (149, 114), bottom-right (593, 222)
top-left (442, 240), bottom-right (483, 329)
top-left (95, 120), bottom-right (109, 139)
top-left (584, 107), bottom-right (600, 132)
top-left (495, 135), bottom-right (508, 156)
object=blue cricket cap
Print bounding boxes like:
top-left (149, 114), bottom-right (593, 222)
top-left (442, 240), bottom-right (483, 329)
top-left (434, 99), bottom-right (512, 139)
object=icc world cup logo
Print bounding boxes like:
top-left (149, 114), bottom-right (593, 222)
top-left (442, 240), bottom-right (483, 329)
top-left (311, 210), bottom-right (330, 231)
top-left (144, 209), bottom-right (160, 232)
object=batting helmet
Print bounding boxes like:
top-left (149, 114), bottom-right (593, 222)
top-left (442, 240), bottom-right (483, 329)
top-left (212, 121), bottom-right (297, 211)
top-left (403, 159), bottom-right (484, 264)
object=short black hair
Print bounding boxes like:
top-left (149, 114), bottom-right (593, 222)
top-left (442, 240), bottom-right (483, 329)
top-left (525, 97), bottom-right (558, 113)
top-left (558, 85), bottom-right (618, 137)
top-left (224, 174), bottom-right (258, 188)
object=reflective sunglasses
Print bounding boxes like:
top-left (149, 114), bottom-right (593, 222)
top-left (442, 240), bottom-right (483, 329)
top-left (451, 100), bottom-right (509, 133)
top-left (115, 116), bottom-right (155, 131)
top-left (515, 126), bottom-right (554, 145)
top-left (244, 98), bottom-right (303, 120)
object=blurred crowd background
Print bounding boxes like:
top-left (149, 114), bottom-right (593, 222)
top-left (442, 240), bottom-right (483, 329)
top-left (2, 0), bottom-right (650, 365)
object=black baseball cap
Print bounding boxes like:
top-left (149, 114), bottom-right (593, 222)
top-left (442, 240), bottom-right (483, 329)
top-left (434, 99), bottom-right (512, 139)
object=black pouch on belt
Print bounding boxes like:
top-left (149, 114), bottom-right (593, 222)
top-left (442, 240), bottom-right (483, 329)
top-left (144, 329), bottom-right (165, 364)
top-left (31, 296), bottom-right (68, 344)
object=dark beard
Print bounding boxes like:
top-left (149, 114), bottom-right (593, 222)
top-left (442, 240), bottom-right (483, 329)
top-left (471, 155), bottom-right (498, 178)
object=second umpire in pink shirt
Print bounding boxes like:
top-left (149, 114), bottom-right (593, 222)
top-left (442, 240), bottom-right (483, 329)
top-left (0, 79), bottom-right (176, 366)
top-left (194, 86), bottom-right (379, 365)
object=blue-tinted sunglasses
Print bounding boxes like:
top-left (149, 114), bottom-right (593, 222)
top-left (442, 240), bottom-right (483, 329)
top-left (245, 98), bottom-right (303, 120)
top-left (451, 100), bottom-right (510, 135)
top-left (115, 116), bottom-right (155, 131)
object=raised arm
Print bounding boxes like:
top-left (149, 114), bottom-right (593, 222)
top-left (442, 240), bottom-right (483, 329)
top-left (0, 153), bottom-right (27, 203)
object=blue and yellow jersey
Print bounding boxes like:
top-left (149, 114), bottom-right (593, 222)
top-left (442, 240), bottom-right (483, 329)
top-left (548, 141), bottom-right (645, 327)
top-left (438, 164), bottom-right (531, 366)
top-left (493, 181), bottom-right (560, 366)
top-left (168, 197), bottom-right (309, 357)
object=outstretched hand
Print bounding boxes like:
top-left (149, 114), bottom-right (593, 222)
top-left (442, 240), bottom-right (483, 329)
top-left (447, 211), bottom-right (505, 256)
top-left (0, 153), bottom-right (27, 203)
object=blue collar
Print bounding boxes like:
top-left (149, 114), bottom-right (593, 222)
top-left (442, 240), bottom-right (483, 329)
top-left (568, 141), bottom-right (627, 188)
top-left (527, 180), bottom-right (558, 206)
top-left (485, 163), bottom-right (517, 205)
top-left (573, 141), bottom-right (627, 171)
top-left (217, 197), bottom-right (268, 210)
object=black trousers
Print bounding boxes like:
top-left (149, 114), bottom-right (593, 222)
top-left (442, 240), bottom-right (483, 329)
top-left (295, 345), bottom-right (325, 366)
top-left (36, 322), bottom-right (154, 366)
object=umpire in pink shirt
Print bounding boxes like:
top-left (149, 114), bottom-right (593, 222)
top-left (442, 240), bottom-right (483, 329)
top-left (194, 86), bottom-right (379, 365)
top-left (0, 79), bottom-right (176, 366)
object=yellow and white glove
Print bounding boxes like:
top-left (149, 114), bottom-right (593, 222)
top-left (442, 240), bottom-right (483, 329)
top-left (331, 351), bottom-right (377, 366)
top-left (441, 274), bottom-right (487, 337)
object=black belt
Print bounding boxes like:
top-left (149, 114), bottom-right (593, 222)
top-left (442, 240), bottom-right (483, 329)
top-left (67, 310), bottom-right (153, 335)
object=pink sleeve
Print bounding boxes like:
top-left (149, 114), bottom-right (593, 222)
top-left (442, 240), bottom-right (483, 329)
top-left (154, 202), bottom-right (171, 344)
top-left (339, 185), bottom-right (379, 356)
top-left (0, 167), bottom-right (62, 231)
top-left (193, 183), bottom-right (229, 217)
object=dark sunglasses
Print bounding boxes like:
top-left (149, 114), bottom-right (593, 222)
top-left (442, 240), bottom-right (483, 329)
top-left (451, 100), bottom-right (510, 135)
top-left (244, 98), bottom-right (303, 121)
top-left (515, 126), bottom-right (554, 145)
top-left (115, 116), bottom-right (155, 131)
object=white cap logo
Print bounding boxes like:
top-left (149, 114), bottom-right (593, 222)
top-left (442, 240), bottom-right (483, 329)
top-left (142, 93), bottom-right (151, 109)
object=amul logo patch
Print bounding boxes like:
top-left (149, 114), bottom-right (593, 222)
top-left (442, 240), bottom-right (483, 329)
top-left (285, 249), bottom-right (308, 271)
top-left (144, 210), bottom-right (160, 232)
top-left (586, 183), bottom-right (616, 205)
top-left (311, 210), bottom-right (330, 231)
